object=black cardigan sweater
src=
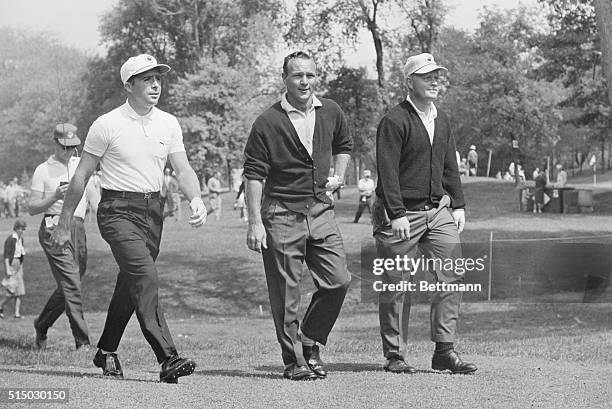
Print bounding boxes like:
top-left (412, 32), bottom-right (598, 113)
top-left (375, 100), bottom-right (465, 220)
top-left (243, 98), bottom-right (352, 213)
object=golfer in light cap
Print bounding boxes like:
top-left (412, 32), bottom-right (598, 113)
top-left (50, 53), bottom-right (207, 383)
top-left (120, 54), bottom-right (171, 85)
top-left (373, 52), bottom-right (477, 375)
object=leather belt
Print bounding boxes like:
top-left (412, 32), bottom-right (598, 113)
top-left (102, 189), bottom-right (160, 200)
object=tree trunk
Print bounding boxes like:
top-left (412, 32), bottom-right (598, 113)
top-left (594, 0), bottom-right (612, 171)
top-left (357, 0), bottom-right (391, 111)
top-left (594, 0), bottom-right (612, 110)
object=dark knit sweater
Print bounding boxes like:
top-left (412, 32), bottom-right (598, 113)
top-left (4, 234), bottom-right (24, 266)
top-left (243, 98), bottom-right (352, 213)
top-left (375, 100), bottom-right (465, 220)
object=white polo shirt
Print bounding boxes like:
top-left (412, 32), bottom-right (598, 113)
top-left (31, 156), bottom-right (88, 218)
top-left (84, 101), bottom-right (185, 193)
top-left (281, 93), bottom-right (322, 156)
top-left (406, 95), bottom-right (437, 145)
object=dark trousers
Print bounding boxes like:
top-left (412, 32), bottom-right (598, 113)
top-left (353, 195), bottom-right (372, 222)
top-left (37, 217), bottom-right (90, 347)
top-left (96, 196), bottom-right (177, 363)
top-left (261, 198), bottom-right (351, 366)
top-left (373, 195), bottom-right (463, 359)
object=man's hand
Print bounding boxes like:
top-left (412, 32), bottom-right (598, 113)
top-left (391, 216), bottom-right (410, 241)
top-left (54, 184), bottom-right (69, 200)
top-left (50, 225), bottom-right (71, 250)
top-left (325, 175), bottom-right (343, 192)
top-left (189, 197), bottom-right (207, 227)
top-left (247, 222), bottom-right (267, 253)
top-left (452, 208), bottom-right (465, 233)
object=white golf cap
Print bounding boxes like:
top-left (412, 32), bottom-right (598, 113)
top-left (403, 53), bottom-right (447, 78)
top-left (120, 54), bottom-right (171, 84)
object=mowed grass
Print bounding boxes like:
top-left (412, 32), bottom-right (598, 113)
top-left (1, 176), bottom-right (611, 408)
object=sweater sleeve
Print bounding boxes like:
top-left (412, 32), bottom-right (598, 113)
top-left (331, 104), bottom-right (353, 155)
top-left (441, 123), bottom-right (465, 209)
top-left (376, 116), bottom-right (406, 220)
top-left (243, 122), bottom-right (271, 181)
top-left (4, 236), bottom-right (15, 264)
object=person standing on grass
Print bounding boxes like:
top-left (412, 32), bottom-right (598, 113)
top-left (29, 124), bottom-right (91, 349)
top-left (244, 51), bottom-right (352, 381)
top-left (467, 145), bottom-right (478, 176)
top-left (353, 169), bottom-right (375, 223)
top-left (554, 163), bottom-right (567, 188)
top-left (49, 54), bottom-right (207, 384)
top-left (207, 171), bottom-right (223, 220)
top-left (0, 219), bottom-right (27, 319)
top-left (373, 53), bottom-right (477, 374)
top-left (534, 167), bottom-right (547, 213)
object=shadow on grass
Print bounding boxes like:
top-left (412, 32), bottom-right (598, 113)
top-left (3, 367), bottom-right (157, 383)
top-left (255, 362), bottom-right (383, 373)
top-left (195, 368), bottom-right (279, 380)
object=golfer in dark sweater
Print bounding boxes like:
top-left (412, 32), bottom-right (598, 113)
top-left (373, 53), bottom-right (477, 374)
top-left (244, 51), bottom-right (352, 381)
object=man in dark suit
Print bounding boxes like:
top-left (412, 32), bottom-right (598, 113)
top-left (373, 53), bottom-right (477, 374)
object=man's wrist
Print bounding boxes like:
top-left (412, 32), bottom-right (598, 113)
top-left (190, 196), bottom-right (204, 205)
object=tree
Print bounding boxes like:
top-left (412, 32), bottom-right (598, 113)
top-left (324, 67), bottom-right (379, 182)
top-left (288, 0), bottom-right (449, 111)
top-left (537, 0), bottom-right (611, 169)
top-left (81, 0), bottom-right (283, 130)
top-left (0, 28), bottom-right (88, 179)
top-left (168, 55), bottom-right (278, 180)
top-left (441, 6), bottom-right (564, 176)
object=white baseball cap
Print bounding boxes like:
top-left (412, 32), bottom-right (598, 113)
top-left (403, 53), bottom-right (447, 78)
top-left (120, 54), bottom-right (171, 85)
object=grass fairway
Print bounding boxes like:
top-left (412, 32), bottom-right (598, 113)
top-left (1, 178), bottom-right (611, 408)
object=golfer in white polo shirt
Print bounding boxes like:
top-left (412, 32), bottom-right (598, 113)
top-left (50, 54), bottom-right (207, 384)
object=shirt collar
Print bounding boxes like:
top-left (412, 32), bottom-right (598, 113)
top-left (12, 231), bottom-right (19, 240)
top-left (406, 95), bottom-right (437, 120)
top-left (121, 99), bottom-right (156, 121)
top-left (281, 93), bottom-right (322, 114)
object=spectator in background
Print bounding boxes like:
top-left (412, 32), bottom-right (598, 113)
top-left (86, 170), bottom-right (102, 221)
top-left (467, 145), bottom-right (478, 176)
top-left (458, 158), bottom-right (468, 176)
top-left (29, 123), bottom-right (91, 349)
top-left (5, 178), bottom-right (23, 217)
top-left (533, 168), bottom-right (547, 213)
top-left (554, 163), bottom-right (567, 188)
top-left (0, 182), bottom-right (7, 217)
top-left (353, 169), bottom-right (375, 223)
top-left (207, 171), bottom-right (223, 220)
top-left (234, 177), bottom-right (247, 222)
top-left (0, 219), bottom-right (27, 319)
top-left (532, 167), bottom-right (540, 181)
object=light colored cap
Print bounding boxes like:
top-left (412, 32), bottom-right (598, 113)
top-left (54, 123), bottom-right (81, 146)
top-left (403, 53), bottom-right (447, 77)
top-left (470, 145), bottom-right (476, 150)
top-left (120, 54), bottom-right (171, 84)
top-left (363, 170), bottom-right (371, 177)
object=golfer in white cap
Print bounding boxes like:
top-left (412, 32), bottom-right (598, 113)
top-left (50, 54), bottom-right (207, 383)
top-left (373, 52), bottom-right (477, 374)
